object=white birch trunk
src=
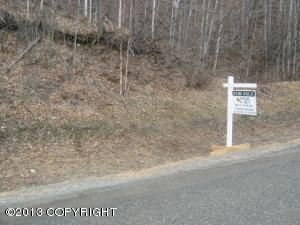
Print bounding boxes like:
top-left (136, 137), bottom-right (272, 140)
top-left (169, 0), bottom-right (180, 45)
top-left (177, 8), bottom-right (183, 49)
top-left (183, 0), bottom-right (193, 44)
top-left (89, 0), bottom-right (92, 23)
top-left (204, 0), bottom-right (211, 42)
top-left (124, 39), bottom-right (132, 96)
top-left (84, 0), bottom-right (88, 17)
top-left (282, 40), bottom-right (286, 79)
top-left (124, 0), bottom-right (134, 96)
top-left (169, 0), bottom-right (174, 45)
top-left (144, 0), bottom-right (148, 19)
top-left (129, 0), bottom-right (133, 32)
top-left (268, 0), bottom-right (272, 36)
top-left (287, 0), bottom-right (293, 76)
top-left (26, 0), bottom-right (30, 19)
top-left (246, 13), bottom-right (258, 78)
top-left (213, 0), bottom-right (223, 73)
top-left (118, 0), bottom-right (122, 28)
top-left (199, 0), bottom-right (206, 59)
top-left (40, 0), bottom-right (44, 11)
top-left (293, 0), bottom-right (298, 76)
top-left (120, 37), bottom-right (123, 96)
top-left (241, 0), bottom-right (245, 45)
top-left (118, 0), bottom-right (123, 95)
top-left (264, 0), bottom-right (268, 80)
top-left (152, 0), bottom-right (156, 40)
top-left (203, 0), bottom-right (217, 61)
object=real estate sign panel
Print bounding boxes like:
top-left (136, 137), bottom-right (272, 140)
top-left (232, 90), bottom-right (257, 116)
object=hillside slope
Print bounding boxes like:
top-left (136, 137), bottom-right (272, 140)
top-left (1, 27), bottom-right (300, 192)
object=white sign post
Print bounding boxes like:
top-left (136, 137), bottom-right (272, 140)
top-left (223, 76), bottom-right (257, 147)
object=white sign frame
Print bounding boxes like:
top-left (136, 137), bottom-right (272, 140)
top-left (223, 76), bottom-right (257, 147)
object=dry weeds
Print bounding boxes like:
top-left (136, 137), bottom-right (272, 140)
top-left (0, 31), bottom-right (300, 192)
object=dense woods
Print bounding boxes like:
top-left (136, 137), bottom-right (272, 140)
top-left (1, 0), bottom-right (300, 88)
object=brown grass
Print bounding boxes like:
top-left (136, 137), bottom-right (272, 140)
top-left (0, 30), bottom-right (300, 192)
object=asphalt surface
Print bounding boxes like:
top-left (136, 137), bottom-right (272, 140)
top-left (1, 147), bottom-right (299, 225)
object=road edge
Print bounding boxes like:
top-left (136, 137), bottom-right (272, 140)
top-left (0, 138), bottom-right (299, 207)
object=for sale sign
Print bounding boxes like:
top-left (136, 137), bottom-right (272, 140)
top-left (232, 90), bottom-right (257, 116)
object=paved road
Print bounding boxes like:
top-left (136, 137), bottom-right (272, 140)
top-left (1, 147), bottom-right (299, 225)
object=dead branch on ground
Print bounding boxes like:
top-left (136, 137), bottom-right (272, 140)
top-left (1, 37), bottom-right (41, 74)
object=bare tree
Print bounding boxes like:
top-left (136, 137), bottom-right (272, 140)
top-left (151, 0), bottom-right (156, 40)
top-left (96, 0), bottom-right (103, 36)
top-left (213, 0), bottom-right (223, 73)
top-left (89, 0), bottom-right (92, 23)
top-left (7, 0), bottom-right (300, 83)
top-left (118, 0), bottom-right (122, 28)
top-left (26, 0), bottom-right (30, 19)
top-left (84, 0), bottom-right (88, 17)
top-left (40, 0), bottom-right (44, 11)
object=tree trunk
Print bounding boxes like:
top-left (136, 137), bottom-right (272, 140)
top-left (129, 0), bottom-right (133, 32)
top-left (264, 0), bottom-right (268, 80)
top-left (26, 0), bottom-right (30, 19)
top-left (246, 13), bottom-right (258, 78)
top-left (89, 0), bottom-right (92, 23)
top-left (169, 0), bottom-right (174, 45)
top-left (84, 0), bottom-right (88, 17)
top-left (96, 0), bottom-right (103, 36)
top-left (152, 0), bottom-right (156, 40)
top-left (293, 0), bottom-right (298, 78)
top-left (199, 0), bottom-right (206, 60)
top-left (120, 37), bottom-right (124, 96)
top-left (40, 0), bottom-right (44, 11)
top-left (118, 0), bottom-right (122, 28)
top-left (213, 0), bottom-right (223, 73)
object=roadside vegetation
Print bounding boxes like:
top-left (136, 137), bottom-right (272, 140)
top-left (0, 0), bottom-right (300, 192)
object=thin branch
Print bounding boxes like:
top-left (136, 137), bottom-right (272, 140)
top-left (2, 37), bottom-right (41, 74)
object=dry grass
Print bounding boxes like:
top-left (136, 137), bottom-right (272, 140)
top-left (0, 31), bottom-right (300, 192)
